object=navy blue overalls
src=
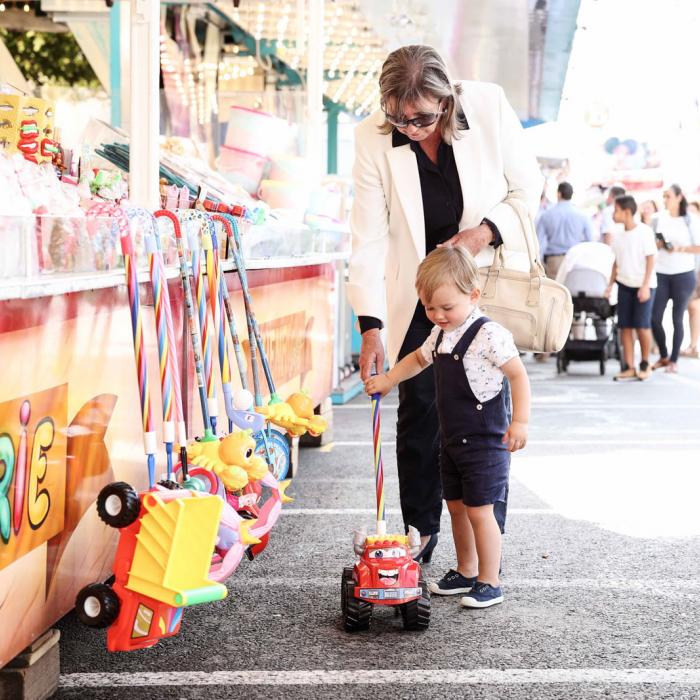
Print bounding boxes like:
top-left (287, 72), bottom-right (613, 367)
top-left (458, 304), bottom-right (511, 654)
top-left (433, 316), bottom-right (510, 533)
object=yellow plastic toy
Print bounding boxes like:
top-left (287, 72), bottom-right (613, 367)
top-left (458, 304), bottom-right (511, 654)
top-left (219, 431), bottom-right (269, 481)
top-left (127, 491), bottom-right (227, 607)
top-left (287, 392), bottom-right (328, 437)
top-left (186, 438), bottom-right (248, 491)
top-left (185, 431), bottom-right (268, 490)
top-left (257, 392), bottom-right (328, 437)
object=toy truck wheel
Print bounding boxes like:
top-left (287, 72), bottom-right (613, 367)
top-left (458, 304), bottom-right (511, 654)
top-left (343, 580), bottom-right (372, 632)
top-left (401, 580), bottom-right (430, 631)
top-left (75, 583), bottom-right (120, 628)
top-left (96, 482), bottom-right (140, 528)
top-left (341, 567), bottom-right (354, 613)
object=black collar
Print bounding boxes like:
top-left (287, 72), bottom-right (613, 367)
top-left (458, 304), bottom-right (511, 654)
top-left (391, 110), bottom-right (469, 148)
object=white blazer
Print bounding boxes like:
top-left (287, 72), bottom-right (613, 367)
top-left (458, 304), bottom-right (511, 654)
top-left (347, 80), bottom-right (544, 364)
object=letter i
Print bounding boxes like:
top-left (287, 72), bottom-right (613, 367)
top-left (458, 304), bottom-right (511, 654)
top-left (13, 400), bottom-right (30, 536)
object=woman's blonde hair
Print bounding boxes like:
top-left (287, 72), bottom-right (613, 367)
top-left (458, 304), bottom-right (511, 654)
top-left (378, 45), bottom-right (467, 143)
top-left (415, 247), bottom-right (481, 302)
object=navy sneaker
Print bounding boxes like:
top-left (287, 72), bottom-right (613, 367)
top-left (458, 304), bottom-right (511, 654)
top-left (428, 569), bottom-right (477, 596)
top-left (460, 582), bottom-right (504, 608)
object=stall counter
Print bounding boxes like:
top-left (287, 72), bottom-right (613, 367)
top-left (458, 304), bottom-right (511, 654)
top-left (0, 251), bottom-right (341, 668)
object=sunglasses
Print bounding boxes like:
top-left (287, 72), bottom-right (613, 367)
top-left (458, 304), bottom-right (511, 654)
top-left (383, 109), bottom-right (445, 129)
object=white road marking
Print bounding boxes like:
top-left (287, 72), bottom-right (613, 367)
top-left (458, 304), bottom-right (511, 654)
top-left (327, 439), bottom-right (700, 447)
top-left (282, 507), bottom-right (553, 515)
top-left (335, 404), bottom-right (399, 410)
top-left (59, 668), bottom-right (700, 688)
top-left (331, 441), bottom-right (396, 446)
top-left (336, 402), bottom-right (700, 409)
top-left (229, 578), bottom-right (700, 593)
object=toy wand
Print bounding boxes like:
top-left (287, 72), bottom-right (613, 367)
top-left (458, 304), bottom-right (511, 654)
top-left (370, 380), bottom-right (386, 536)
top-left (154, 210), bottom-right (215, 444)
top-left (90, 203), bottom-right (157, 486)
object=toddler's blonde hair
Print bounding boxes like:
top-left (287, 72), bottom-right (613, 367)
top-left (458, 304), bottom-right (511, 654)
top-left (415, 246), bottom-right (480, 301)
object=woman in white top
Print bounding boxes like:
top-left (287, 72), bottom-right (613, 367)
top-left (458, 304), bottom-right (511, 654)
top-left (650, 184), bottom-right (700, 372)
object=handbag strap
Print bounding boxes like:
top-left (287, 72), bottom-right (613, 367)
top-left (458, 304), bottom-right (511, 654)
top-left (684, 215), bottom-right (697, 246)
top-left (481, 197), bottom-right (546, 306)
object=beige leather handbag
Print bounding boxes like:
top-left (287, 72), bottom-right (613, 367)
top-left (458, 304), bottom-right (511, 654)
top-left (478, 199), bottom-right (573, 353)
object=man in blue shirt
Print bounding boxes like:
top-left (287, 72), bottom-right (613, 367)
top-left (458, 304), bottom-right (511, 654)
top-left (537, 181), bottom-right (593, 278)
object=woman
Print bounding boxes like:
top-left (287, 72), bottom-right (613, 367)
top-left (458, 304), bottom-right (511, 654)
top-left (678, 201), bottom-right (700, 358)
top-left (650, 184), bottom-right (699, 372)
top-left (347, 45), bottom-right (542, 559)
top-left (639, 199), bottom-right (658, 226)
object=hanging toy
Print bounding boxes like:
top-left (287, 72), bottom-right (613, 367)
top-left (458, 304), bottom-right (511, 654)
top-left (75, 204), bottom-right (227, 651)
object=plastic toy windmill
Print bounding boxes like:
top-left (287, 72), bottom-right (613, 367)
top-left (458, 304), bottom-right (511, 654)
top-left (176, 209), bottom-right (219, 435)
top-left (154, 210), bottom-right (215, 445)
top-left (340, 384), bottom-right (430, 632)
top-left (88, 202), bottom-right (157, 486)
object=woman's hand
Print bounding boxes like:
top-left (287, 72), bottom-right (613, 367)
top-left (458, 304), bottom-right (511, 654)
top-left (637, 285), bottom-right (651, 303)
top-left (359, 329), bottom-right (385, 381)
top-left (364, 373), bottom-right (393, 397)
top-left (438, 223), bottom-right (493, 256)
top-left (502, 420), bottom-right (528, 452)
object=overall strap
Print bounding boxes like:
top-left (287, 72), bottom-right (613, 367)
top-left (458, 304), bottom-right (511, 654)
top-left (433, 330), bottom-right (444, 357)
top-left (452, 317), bottom-right (490, 359)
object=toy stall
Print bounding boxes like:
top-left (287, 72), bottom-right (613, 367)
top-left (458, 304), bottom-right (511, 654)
top-left (0, 100), bottom-right (344, 676)
top-left (0, 0), bottom-right (380, 685)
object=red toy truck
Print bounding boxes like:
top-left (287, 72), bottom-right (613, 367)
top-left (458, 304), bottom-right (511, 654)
top-left (342, 533), bottom-right (430, 631)
top-left (75, 482), bottom-right (226, 652)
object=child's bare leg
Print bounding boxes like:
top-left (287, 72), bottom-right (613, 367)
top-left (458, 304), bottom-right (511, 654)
top-left (637, 328), bottom-right (652, 363)
top-left (466, 504), bottom-right (501, 586)
top-left (621, 328), bottom-right (635, 368)
top-left (446, 499), bottom-right (478, 578)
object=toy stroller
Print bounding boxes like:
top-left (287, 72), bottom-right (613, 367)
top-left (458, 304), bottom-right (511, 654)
top-left (341, 389), bottom-right (430, 631)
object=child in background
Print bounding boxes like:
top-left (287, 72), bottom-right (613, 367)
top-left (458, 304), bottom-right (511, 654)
top-left (605, 195), bottom-right (657, 381)
top-left (365, 247), bottom-right (530, 609)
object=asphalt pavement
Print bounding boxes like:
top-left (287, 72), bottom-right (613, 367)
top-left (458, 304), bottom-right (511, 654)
top-left (55, 354), bottom-right (700, 699)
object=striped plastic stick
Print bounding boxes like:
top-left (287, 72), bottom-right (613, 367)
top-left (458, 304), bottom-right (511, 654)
top-left (89, 203), bottom-right (157, 486)
top-left (371, 391), bottom-right (386, 534)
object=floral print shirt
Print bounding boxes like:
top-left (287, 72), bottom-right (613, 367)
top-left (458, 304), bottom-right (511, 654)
top-left (419, 307), bottom-right (518, 402)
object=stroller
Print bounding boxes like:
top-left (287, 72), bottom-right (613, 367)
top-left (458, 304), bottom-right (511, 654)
top-left (556, 242), bottom-right (620, 375)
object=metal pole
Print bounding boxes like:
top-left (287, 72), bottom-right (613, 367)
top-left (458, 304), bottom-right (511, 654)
top-left (109, 3), bottom-right (121, 127)
top-left (129, 0), bottom-right (160, 208)
top-left (305, 0), bottom-right (325, 178)
top-left (326, 104), bottom-right (339, 175)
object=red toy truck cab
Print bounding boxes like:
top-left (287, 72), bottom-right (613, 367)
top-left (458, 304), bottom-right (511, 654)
top-left (341, 534), bottom-right (430, 631)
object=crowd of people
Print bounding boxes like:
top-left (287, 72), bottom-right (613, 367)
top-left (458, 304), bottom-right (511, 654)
top-left (536, 181), bottom-right (700, 378)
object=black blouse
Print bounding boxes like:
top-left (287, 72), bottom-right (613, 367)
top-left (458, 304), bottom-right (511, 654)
top-left (358, 126), bottom-right (501, 333)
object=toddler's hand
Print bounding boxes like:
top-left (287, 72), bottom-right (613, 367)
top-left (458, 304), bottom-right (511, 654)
top-left (502, 421), bottom-right (528, 452)
top-left (364, 374), bottom-right (392, 397)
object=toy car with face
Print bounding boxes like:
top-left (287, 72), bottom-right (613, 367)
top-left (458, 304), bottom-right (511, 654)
top-left (75, 482), bottom-right (227, 652)
top-left (341, 534), bottom-right (430, 632)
